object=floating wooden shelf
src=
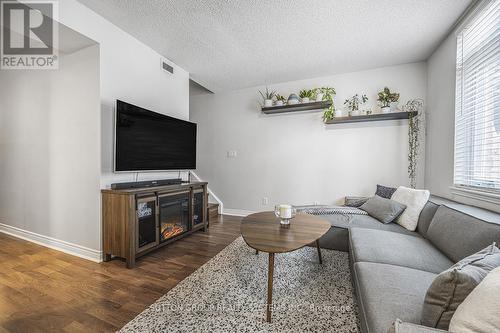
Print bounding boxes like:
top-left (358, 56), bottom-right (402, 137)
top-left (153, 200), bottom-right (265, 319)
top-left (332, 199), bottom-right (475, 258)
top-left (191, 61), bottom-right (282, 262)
top-left (261, 100), bottom-right (332, 114)
top-left (325, 111), bottom-right (417, 124)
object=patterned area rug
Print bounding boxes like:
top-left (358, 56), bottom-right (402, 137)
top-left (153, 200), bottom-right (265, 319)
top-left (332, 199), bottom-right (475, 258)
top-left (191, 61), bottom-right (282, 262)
top-left (120, 237), bottom-right (360, 333)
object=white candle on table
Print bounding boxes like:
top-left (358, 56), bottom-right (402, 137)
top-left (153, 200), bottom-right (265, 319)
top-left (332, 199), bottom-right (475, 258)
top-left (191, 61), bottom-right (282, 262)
top-left (279, 204), bottom-right (292, 218)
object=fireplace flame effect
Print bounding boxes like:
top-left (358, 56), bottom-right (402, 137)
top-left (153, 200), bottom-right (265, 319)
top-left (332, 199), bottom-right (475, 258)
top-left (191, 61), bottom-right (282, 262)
top-left (161, 224), bottom-right (185, 240)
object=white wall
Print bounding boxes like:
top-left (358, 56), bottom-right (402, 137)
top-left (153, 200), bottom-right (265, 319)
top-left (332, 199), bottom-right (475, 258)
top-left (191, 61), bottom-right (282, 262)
top-left (191, 62), bottom-right (427, 212)
top-left (425, 30), bottom-right (499, 212)
top-left (0, 45), bottom-right (101, 255)
top-left (0, 0), bottom-right (191, 259)
top-left (425, 34), bottom-right (457, 199)
top-left (58, 0), bottom-right (191, 187)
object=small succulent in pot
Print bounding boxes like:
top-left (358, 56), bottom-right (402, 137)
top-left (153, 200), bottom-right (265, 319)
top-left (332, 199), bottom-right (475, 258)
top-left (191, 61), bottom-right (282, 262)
top-left (259, 87), bottom-right (276, 107)
top-left (275, 94), bottom-right (287, 106)
top-left (299, 89), bottom-right (314, 103)
top-left (377, 87), bottom-right (399, 113)
top-left (344, 94), bottom-right (368, 116)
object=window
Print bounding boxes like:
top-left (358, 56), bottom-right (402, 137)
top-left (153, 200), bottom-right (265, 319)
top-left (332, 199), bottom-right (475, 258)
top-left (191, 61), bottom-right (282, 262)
top-left (454, 0), bottom-right (500, 192)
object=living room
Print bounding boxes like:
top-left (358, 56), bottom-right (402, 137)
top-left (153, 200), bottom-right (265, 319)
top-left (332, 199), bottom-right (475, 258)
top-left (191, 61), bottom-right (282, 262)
top-left (0, 0), bottom-right (499, 332)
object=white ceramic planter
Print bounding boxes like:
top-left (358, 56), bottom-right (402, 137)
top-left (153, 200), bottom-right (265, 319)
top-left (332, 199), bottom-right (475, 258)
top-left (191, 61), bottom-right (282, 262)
top-left (275, 100), bottom-right (283, 106)
top-left (301, 97), bottom-right (310, 103)
top-left (381, 106), bottom-right (391, 113)
top-left (351, 110), bottom-right (360, 116)
top-left (390, 102), bottom-right (399, 112)
top-left (315, 93), bottom-right (324, 101)
top-left (336, 109), bottom-right (343, 117)
top-left (264, 99), bottom-right (273, 107)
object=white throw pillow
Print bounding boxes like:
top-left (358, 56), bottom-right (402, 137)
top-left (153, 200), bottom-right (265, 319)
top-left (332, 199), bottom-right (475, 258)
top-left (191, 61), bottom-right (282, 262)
top-left (390, 186), bottom-right (430, 231)
top-left (449, 266), bottom-right (500, 333)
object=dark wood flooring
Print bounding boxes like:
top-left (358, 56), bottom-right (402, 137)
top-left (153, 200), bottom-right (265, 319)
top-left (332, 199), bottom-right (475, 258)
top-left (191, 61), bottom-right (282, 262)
top-left (0, 215), bottom-right (242, 333)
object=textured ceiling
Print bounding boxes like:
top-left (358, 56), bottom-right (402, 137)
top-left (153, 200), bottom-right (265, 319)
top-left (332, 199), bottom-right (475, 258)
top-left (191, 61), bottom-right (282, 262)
top-left (77, 0), bottom-right (471, 92)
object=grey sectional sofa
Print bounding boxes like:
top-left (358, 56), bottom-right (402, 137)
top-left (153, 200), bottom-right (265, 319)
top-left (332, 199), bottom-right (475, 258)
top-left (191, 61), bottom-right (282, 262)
top-left (318, 196), bottom-right (500, 333)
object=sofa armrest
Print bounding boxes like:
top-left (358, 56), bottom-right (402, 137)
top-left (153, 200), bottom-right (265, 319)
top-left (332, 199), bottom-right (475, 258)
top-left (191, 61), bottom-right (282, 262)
top-left (388, 320), bottom-right (449, 333)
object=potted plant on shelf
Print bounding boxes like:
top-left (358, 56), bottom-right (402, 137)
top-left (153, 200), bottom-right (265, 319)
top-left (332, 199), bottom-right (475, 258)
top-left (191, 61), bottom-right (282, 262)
top-left (275, 94), bottom-right (286, 106)
top-left (299, 89), bottom-right (314, 103)
top-left (319, 87), bottom-right (336, 121)
top-left (377, 87), bottom-right (399, 113)
top-left (259, 87), bottom-right (276, 108)
top-left (344, 94), bottom-right (368, 117)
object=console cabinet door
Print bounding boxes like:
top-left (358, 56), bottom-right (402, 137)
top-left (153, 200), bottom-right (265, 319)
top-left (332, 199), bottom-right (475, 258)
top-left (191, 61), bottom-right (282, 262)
top-left (136, 196), bottom-right (159, 253)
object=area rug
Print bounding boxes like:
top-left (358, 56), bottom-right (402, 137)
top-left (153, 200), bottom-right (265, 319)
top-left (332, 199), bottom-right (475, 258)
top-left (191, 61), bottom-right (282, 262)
top-left (120, 237), bottom-right (360, 333)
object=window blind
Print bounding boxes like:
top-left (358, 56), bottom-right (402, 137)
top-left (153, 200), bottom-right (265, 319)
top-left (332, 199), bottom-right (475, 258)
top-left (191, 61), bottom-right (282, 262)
top-left (454, 0), bottom-right (500, 191)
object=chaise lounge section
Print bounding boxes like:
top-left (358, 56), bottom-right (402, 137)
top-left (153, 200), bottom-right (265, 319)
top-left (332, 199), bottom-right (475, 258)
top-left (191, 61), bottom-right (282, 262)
top-left (318, 196), bottom-right (500, 333)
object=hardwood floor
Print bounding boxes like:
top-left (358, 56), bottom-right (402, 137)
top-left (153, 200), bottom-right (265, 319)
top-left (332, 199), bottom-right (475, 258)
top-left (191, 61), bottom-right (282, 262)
top-left (0, 215), bottom-right (242, 333)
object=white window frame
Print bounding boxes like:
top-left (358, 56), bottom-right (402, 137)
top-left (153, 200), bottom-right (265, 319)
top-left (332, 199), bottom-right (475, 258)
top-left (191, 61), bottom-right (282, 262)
top-left (451, 0), bottom-right (500, 204)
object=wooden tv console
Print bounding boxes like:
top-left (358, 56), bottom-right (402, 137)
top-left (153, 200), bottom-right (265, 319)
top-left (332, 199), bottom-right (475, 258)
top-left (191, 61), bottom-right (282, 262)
top-left (101, 182), bottom-right (208, 268)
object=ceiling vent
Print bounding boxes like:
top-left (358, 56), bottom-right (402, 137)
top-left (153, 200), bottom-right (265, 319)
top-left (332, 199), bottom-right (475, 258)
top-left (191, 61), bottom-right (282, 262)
top-left (162, 61), bottom-right (174, 74)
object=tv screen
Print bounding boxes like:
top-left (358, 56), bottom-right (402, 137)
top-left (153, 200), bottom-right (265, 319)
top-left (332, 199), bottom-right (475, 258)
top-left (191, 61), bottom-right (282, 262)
top-left (114, 100), bottom-right (197, 171)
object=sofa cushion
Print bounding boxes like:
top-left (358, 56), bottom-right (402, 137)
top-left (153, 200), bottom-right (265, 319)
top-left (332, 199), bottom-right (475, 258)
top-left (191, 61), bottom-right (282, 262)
top-left (349, 228), bottom-right (453, 274)
top-left (427, 205), bottom-right (500, 262)
top-left (391, 187), bottom-right (430, 231)
top-left (416, 201), bottom-right (439, 239)
top-left (353, 262), bottom-right (436, 333)
top-left (359, 195), bottom-right (407, 224)
top-left (449, 266), bottom-right (500, 333)
top-left (421, 243), bottom-right (500, 330)
top-left (322, 214), bottom-right (418, 237)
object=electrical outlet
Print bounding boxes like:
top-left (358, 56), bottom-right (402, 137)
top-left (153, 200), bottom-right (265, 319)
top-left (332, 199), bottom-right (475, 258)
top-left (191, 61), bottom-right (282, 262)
top-left (262, 197), bottom-right (269, 205)
top-left (226, 150), bottom-right (237, 158)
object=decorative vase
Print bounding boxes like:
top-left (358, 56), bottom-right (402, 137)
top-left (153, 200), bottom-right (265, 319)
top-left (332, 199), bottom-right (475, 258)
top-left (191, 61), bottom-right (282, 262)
top-left (336, 109), bottom-right (343, 117)
top-left (315, 93), bottom-right (324, 101)
top-left (381, 106), bottom-right (391, 113)
top-left (275, 100), bottom-right (283, 106)
top-left (274, 204), bottom-right (297, 225)
top-left (264, 99), bottom-right (273, 107)
top-left (351, 109), bottom-right (360, 117)
top-left (390, 101), bottom-right (399, 112)
top-left (288, 94), bottom-right (299, 105)
top-left (301, 97), bottom-right (310, 104)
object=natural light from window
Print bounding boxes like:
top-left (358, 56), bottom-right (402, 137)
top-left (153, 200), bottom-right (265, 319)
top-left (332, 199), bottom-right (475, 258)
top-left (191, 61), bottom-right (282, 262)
top-left (454, 0), bottom-right (500, 191)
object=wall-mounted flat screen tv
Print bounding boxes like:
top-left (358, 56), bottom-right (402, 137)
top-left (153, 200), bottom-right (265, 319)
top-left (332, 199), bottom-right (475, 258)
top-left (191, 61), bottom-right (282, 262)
top-left (114, 100), bottom-right (197, 171)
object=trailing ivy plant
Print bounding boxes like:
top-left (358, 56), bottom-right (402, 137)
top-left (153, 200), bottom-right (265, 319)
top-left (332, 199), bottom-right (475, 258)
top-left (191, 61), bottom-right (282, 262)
top-left (403, 99), bottom-right (424, 188)
top-left (318, 87), bottom-right (336, 121)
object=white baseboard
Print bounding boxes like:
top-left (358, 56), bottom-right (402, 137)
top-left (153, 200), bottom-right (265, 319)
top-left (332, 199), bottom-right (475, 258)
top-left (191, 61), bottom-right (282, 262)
top-left (0, 223), bottom-right (102, 262)
top-left (222, 208), bottom-right (256, 217)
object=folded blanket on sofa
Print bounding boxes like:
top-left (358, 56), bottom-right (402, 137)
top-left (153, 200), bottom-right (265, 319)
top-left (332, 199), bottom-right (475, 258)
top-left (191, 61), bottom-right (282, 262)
top-left (296, 205), bottom-right (368, 216)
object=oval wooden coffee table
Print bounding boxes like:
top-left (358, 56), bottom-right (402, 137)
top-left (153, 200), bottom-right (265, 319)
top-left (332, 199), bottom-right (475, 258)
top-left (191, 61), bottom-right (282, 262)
top-left (240, 211), bottom-right (330, 323)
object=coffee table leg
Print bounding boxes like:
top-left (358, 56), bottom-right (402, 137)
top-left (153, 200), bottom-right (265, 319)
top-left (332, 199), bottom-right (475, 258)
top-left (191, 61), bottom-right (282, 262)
top-left (255, 249), bottom-right (259, 255)
top-left (316, 240), bottom-right (322, 265)
top-left (266, 252), bottom-right (275, 323)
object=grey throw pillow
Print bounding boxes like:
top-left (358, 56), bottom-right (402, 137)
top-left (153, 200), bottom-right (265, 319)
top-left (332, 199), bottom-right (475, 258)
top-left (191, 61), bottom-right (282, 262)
top-left (375, 184), bottom-right (397, 199)
top-left (359, 195), bottom-right (406, 224)
top-left (421, 243), bottom-right (500, 330)
top-left (345, 196), bottom-right (369, 207)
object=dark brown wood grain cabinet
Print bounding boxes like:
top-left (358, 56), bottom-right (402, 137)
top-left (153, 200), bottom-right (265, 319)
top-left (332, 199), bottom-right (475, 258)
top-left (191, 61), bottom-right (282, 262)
top-left (101, 182), bottom-right (208, 268)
